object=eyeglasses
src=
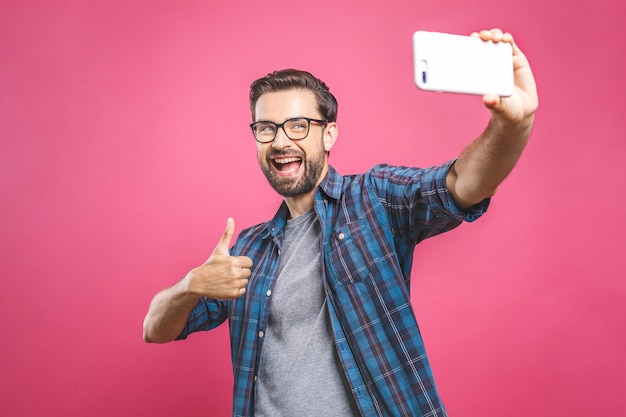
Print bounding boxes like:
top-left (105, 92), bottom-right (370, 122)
top-left (250, 117), bottom-right (328, 143)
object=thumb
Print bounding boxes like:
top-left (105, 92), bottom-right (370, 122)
top-left (483, 93), bottom-right (512, 118)
top-left (213, 217), bottom-right (235, 256)
top-left (482, 93), bottom-right (501, 110)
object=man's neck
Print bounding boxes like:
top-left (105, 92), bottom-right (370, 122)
top-left (284, 192), bottom-right (315, 219)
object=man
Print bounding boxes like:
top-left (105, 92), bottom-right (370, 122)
top-left (143, 28), bottom-right (538, 417)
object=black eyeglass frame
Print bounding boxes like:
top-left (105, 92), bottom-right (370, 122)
top-left (250, 117), bottom-right (328, 143)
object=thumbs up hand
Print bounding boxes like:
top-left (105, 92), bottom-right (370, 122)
top-left (184, 218), bottom-right (253, 300)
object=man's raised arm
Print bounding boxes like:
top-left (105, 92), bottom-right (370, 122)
top-left (446, 28), bottom-right (539, 210)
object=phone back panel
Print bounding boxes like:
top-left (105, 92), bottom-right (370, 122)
top-left (413, 31), bottom-right (514, 96)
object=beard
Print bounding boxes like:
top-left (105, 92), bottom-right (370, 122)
top-left (259, 141), bottom-right (326, 198)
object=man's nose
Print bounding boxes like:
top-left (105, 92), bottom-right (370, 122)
top-left (272, 127), bottom-right (293, 150)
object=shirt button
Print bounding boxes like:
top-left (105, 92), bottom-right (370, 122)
top-left (338, 232), bottom-right (345, 240)
top-left (266, 290), bottom-right (272, 297)
top-left (277, 249), bottom-right (281, 255)
top-left (254, 376), bottom-right (258, 382)
top-left (259, 331), bottom-right (264, 338)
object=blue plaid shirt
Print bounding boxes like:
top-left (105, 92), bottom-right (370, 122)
top-left (178, 162), bottom-right (488, 416)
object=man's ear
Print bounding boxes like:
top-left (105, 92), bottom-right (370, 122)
top-left (323, 122), bottom-right (338, 152)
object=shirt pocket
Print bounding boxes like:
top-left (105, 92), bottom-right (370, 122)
top-left (327, 220), bottom-right (374, 285)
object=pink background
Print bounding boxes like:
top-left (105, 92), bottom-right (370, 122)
top-left (2, 0), bottom-right (624, 416)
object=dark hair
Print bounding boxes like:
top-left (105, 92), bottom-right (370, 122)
top-left (249, 69), bottom-right (338, 122)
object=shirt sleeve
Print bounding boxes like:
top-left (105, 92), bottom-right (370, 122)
top-left (366, 161), bottom-right (490, 244)
top-left (175, 297), bottom-right (229, 340)
top-left (420, 159), bottom-right (490, 223)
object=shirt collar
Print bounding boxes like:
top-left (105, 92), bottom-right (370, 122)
top-left (318, 165), bottom-right (343, 201)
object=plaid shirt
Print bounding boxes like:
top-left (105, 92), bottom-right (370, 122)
top-left (178, 162), bottom-right (488, 416)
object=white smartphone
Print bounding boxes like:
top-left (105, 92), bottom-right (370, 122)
top-left (412, 30), bottom-right (514, 96)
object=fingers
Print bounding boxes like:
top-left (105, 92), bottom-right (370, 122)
top-left (472, 28), bottom-right (513, 45)
top-left (191, 253), bottom-right (252, 300)
top-left (227, 256), bottom-right (253, 278)
top-left (230, 276), bottom-right (249, 297)
top-left (229, 260), bottom-right (252, 298)
top-left (213, 217), bottom-right (235, 256)
top-left (236, 255), bottom-right (253, 269)
top-left (480, 28), bottom-right (504, 42)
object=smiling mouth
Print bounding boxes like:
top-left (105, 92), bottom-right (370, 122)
top-left (271, 156), bottom-right (303, 175)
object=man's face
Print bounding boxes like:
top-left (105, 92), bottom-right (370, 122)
top-left (254, 89), bottom-right (336, 198)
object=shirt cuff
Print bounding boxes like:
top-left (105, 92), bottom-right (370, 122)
top-left (433, 160), bottom-right (490, 223)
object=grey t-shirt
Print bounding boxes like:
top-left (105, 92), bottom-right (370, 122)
top-left (254, 208), bottom-right (361, 416)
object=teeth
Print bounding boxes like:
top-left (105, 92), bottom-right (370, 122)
top-left (275, 157), bottom-right (301, 164)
